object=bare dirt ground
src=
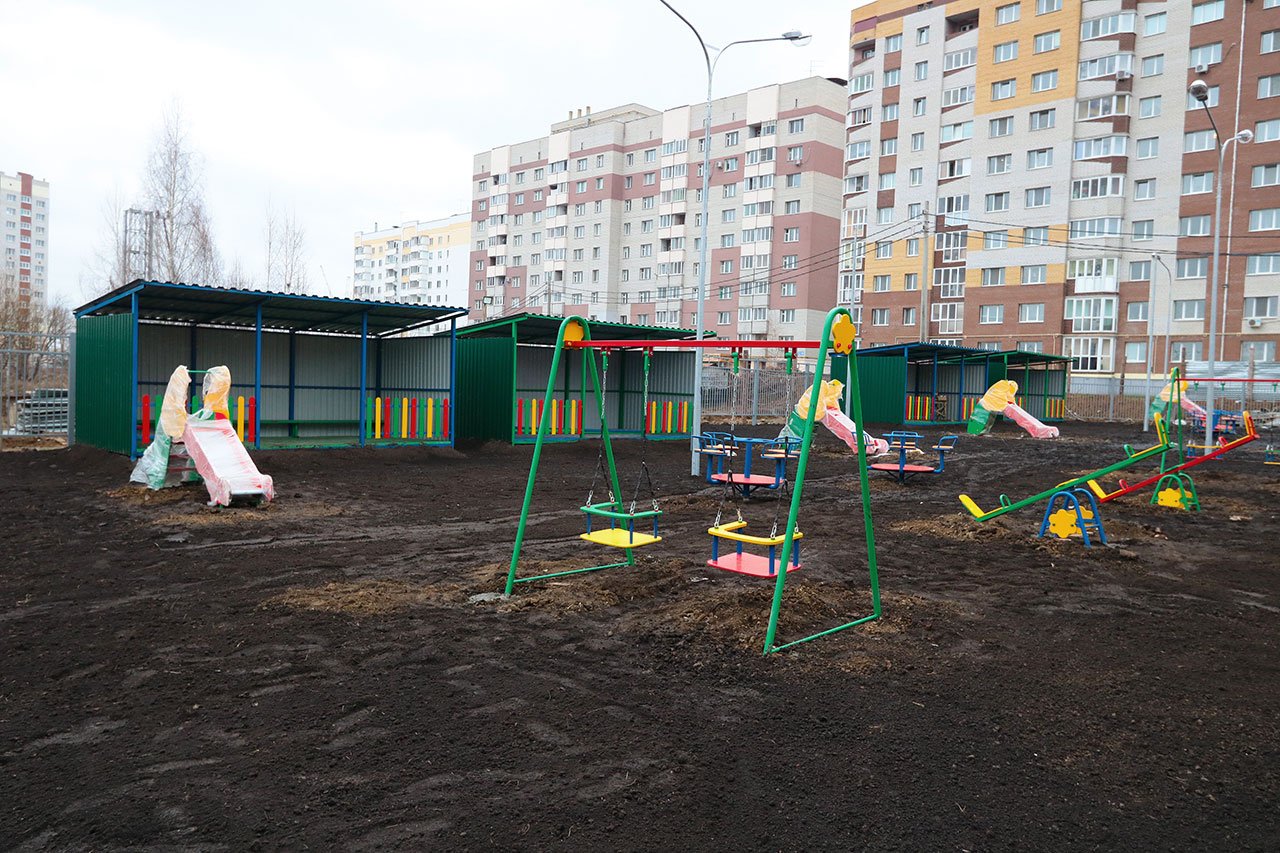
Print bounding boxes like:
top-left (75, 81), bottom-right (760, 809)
top-left (2, 422), bottom-right (1278, 850)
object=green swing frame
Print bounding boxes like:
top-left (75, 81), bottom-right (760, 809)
top-left (504, 307), bottom-right (883, 655)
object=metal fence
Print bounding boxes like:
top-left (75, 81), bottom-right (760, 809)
top-left (1065, 365), bottom-right (1280, 429)
top-left (1, 331), bottom-right (72, 449)
top-left (701, 364), bottom-right (813, 423)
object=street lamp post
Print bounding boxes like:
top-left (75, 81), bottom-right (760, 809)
top-left (1142, 253), bottom-right (1159, 432)
top-left (1189, 79), bottom-right (1251, 451)
top-left (658, 0), bottom-right (810, 474)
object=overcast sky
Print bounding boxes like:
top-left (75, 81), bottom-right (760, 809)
top-left (2, 0), bottom-right (867, 306)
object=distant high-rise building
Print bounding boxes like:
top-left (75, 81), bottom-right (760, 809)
top-left (0, 171), bottom-right (50, 304)
top-left (845, 0), bottom-right (1280, 373)
top-left (352, 213), bottom-right (470, 315)
top-left (469, 77), bottom-right (848, 347)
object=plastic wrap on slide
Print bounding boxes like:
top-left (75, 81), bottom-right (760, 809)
top-left (823, 408), bottom-right (890, 456)
top-left (1180, 396), bottom-right (1208, 419)
top-left (1002, 402), bottom-right (1059, 439)
top-left (182, 418), bottom-right (274, 506)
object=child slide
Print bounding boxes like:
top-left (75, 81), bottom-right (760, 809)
top-left (784, 378), bottom-right (890, 457)
top-left (1149, 378), bottom-right (1207, 420)
top-left (967, 379), bottom-right (1059, 438)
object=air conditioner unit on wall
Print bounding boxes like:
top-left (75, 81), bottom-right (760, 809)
top-left (1248, 318), bottom-right (1262, 328)
top-left (1195, 62), bottom-right (1210, 74)
top-left (1116, 69), bottom-right (1132, 80)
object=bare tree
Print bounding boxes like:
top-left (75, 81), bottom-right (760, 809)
top-left (142, 102), bottom-right (221, 285)
top-left (0, 287), bottom-right (71, 429)
top-left (263, 201), bottom-right (309, 293)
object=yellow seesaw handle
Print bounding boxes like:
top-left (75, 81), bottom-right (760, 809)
top-left (1086, 479), bottom-right (1110, 499)
top-left (958, 494), bottom-right (985, 519)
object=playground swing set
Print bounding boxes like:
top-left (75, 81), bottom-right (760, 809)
top-left (504, 307), bottom-right (883, 655)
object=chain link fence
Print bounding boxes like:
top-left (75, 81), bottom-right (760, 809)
top-left (1, 331), bottom-right (72, 450)
top-left (1066, 365), bottom-right (1280, 431)
top-left (701, 364), bottom-right (810, 423)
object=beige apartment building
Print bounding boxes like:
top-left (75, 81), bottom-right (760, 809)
top-left (469, 77), bottom-right (848, 347)
top-left (844, 0), bottom-right (1280, 374)
top-left (1, 171), bottom-right (50, 304)
top-left (352, 213), bottom-right (470, 314)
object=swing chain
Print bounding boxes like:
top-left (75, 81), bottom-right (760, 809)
top-left (586, 349), bottom-right (614, 506)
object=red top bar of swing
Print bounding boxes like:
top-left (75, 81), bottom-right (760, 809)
top-left (1181, 377), bottom-right (1275, 383)
top-left (565, 339), bottom-right (821, 349)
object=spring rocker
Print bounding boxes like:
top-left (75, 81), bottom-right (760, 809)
top-left (505, 308), bottom-right (882, 655)
top-left (1038, 487), bottom-right (1108, 548)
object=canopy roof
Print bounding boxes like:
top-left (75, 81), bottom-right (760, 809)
top-left (74, 280), bottom-right (468, 337)
top-left (857, 341), bottom-right (1070, 366)
top-left (456, 311), bottom-right (709, 345)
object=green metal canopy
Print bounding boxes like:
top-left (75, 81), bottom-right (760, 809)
top-left (75, 280), bottom-right (468, 337)
top-left (456, 312), bottom-right (710, 345)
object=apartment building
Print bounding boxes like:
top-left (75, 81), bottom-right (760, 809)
top-left (469, 77), bottom-right (847, 347)
top-left (844, 0), bottom-right (1280, 374)
top-left (352, 213), bottom-right (469, 313)
top-left (1, 171), bottom-right (50, 304)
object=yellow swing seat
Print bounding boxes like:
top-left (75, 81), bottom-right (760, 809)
top-left (580, 527), bottom-right (662, 549)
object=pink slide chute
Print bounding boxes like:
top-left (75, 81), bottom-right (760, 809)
top-left (823, 409), bottom-right (890, 456)
top-left (1002, 403), bottom-right (1059, 439)
top-left (181, 418), bottom-right (275, 506)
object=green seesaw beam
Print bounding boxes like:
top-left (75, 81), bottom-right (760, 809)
top-left (958, 414), bottom-right (1171, 522)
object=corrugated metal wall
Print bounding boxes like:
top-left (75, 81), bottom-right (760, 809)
top-left (74, 314), bottom-right (133, 454)
top-left (294, 333), bottom-right (360, 435)
top-left (854, 355), bottom-right (907, 424)
top-left (456, 337), bottom-right (514, 441)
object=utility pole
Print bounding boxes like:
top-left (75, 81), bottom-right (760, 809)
top-left (917, 204), bottom-right (931, 343)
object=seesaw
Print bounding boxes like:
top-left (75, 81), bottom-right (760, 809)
top-left (958, 415), bottom-right (1172, 522)
top-left (1086, 411), bottom-right (1258, 510)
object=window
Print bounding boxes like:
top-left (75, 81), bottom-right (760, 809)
top-left (847, 140), bottom-right (870, 161)
top-left (1262, 75), bottom-right (1280, 100)
top-left (1257, 119), bottom-right (1280, 143)
top-left (1069, 217), bottom-right (1123, 238)
top-left (940, 121), bottom-right (973, 143)
top-left (1170, 341), bottom-right (1204, 362)
top-left (1247, 254), bottom-right (1280, 275)
top-left (1019, 303), bottom-right (1045, 322)
top-left (1021, 265), bottom-right (1047, 285)
top-left (911, 132), bottom-right (925, 151)
top-left (1032, 70), bottom-right (1058, 92)
top-left (1024, 227), bottom-right (1049, 246)
top-left (985, 231), bottom-right (1009, 250)
top-left (1264, 30), bottom-right (1280, 55)
top-left (996, 3), bottom-right (1020, 25)
top-left (1189, 43), bottom-right (1223, 68)
top-left (875, 241), bottom-right (893, 259)
top-left (787, 145), bottom-right (803, 163)
top-left (1174, 299), bottom-right (1206, 321)
top-left (915, 61), bottom-right (929, 81)
top-left (1078, 94), bottom-right (1129, 120)
top-left (913, 97), bottom-right (927, 116)
top-left (1079, 54), bottom-right (1133, 80)
top-left (1129, 262), bottom-right (1152, 282)
top-left (1026, 187), bottom-right (1051, 208)
top-left (990, 117), bottom-right (1014, 138)
top-left (904, 273), bottom-right (920, 291)
top-left (1029, 109), bottom-right (1056, 131)
top-left (994, 41), bottom-right (1018, 63)
top-left (1034, 31), bottom-right (1060, 53)
top-left (882, 103), bottom-right (900, 121)
top-left (1242, 341), bottom-right (1277, 362)
top-left (1074, 136), bottom-right (1127, 160)
top-left (1191, 1), bottom-right (1224, 25)
top-left (785, 174), bottom-right (802, 189)
top-left (1064, 296), bottom-right (1117, 333)
top-left (1183, 172), bottom-right (1214, 195)
top-left (1037, 0), bottom-right (1060, 12)
top-left (1128, 301), bottom-right (1149, 322)
top-left (873, 275), bottom-right (891, 292)
top-left (943, 85), bottom-right (975, 107)
top-left (1125, 342), bottom-right (1148, 364)
top-left (852, 107), bottom-right (872, 126)
top-left (780, 282), bottom-right (797, 297)
top-left (886, 33), bottom-right (902, 52)
top-left (788, 118), bottom-right (805, 134)
top-left (980, 304), bottom-right (1005, 324)
top-left (878, 172), bottom-right (896, 190)
top-left (1142, 55), bottom-right (1165, 77)
top-left (1244, 295), bottom-right (1279, 320)
top-left (878, 207), bottom-right (893, 224)
top-left (1177, 258), bottom-right (1208, 279)
top-left (871, 308), bottom-right (890, 326)
top-left (1145, 12), bottom-right (1167, 35)
top-left (779, 309), bottom-right (796, 324)
top-left (1027, 148), bottom-right (1053, 170)
top-left (909, 167), bottom-right (924, 186)
top-left (941, 157), bottom-right (971, 178)
top-left (989, 154), bottom-right (1013, 175)
top-left (991, 79), bottom-right (1017, 100)
top-left (1186, 86), bottom-right (1220, 110)
top-left (784, 227), bottom-right (800, 243)
top-left (1134, 179), bottom-right (1157, 201)
top-left (1180, 215), bottom-right (1211, 237)
top-left (982, 268), bottom-right (1007, 287)
top-left (784, 199), bottom-right (801, 215)
top-left (782, 255), bottom-right (799, 269)
top-left (1251, 208), bottom-right (1280, 231)
top-left (1139, 96), bottom-right (1162, 118)
top-left (1137, 137), bottom-right (1160, 159)
top-left (945, 47), bottom-right (976, 71)
top-left (986, 192), bottom-right (1011, 212)
top-left (917, 26), bottom-right (930, 45)
top-left (884, 68), bottom-right (901, 87)
top-left (903, 307), bottom-right (918, 326)
top-left (1081, 12), bottom-right (1136, 40)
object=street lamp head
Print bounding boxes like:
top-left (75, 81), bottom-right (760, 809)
top-left (782, 30), bottom-right (812, 45)
top-left (1188, 79), bottom-right (1211, 102)
top-left (1235, 129), bottom-right (1255, 144)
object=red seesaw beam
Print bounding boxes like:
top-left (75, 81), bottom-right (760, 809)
top-left (565, 339), bottom-right (818, 349)
top-left (1088, 411), bottom-right (1258, 503)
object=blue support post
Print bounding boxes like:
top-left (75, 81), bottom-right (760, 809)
top-left (449, 317), bottom-right (457, 446)
top-left (130, 292), bottom-right (139, 460)
top-left (254, 305), bottom-right (263, 450)
top-left (288, 330), bottom-right (296, 436)
top-left (189, 323), bottom-right (198, 404)
top-left (358, 312), bottom-right (368, 447)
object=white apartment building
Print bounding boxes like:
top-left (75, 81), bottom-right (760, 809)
top-left (352, 212), bottom-right (469, 314)
top-left (469, 77), bottom-right (849, 346)
top-left (1, 171), bottom-right (50, 304)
